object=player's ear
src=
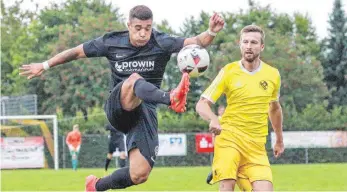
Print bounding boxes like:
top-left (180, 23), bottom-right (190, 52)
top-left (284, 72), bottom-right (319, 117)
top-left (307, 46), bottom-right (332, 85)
top-left (261, 43), bottom-right (265, 51)
top-left (127, 21), bottom-right (131, 29)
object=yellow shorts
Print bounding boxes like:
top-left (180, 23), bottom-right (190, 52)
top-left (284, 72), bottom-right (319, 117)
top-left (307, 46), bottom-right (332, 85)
top-left (210, 130), bottom-right (272, 186)
top-left (236, 175), bottom-right (253, 191)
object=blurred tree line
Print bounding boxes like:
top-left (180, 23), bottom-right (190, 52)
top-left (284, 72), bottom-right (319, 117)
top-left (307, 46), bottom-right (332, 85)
top-left (1, 0), bottom-right (347, 134)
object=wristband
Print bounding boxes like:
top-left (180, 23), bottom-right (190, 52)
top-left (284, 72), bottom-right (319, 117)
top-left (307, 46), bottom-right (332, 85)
top-left (207, 29), bottom-right (217, 37)
top-left (43, 61), bottom-right (50, 70)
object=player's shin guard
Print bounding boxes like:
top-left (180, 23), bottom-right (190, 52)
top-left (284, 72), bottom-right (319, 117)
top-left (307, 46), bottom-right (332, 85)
top-left (95, 167), bottom-right (134, 190)
top-left (119, 158), bottom-right (126, 168)
top-left (133, 79), bottom-right (171, 105)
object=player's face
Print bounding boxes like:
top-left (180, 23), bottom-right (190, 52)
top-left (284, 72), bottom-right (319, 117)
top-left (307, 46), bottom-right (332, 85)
top-left (240, 32), bottom-right (264, 62)
top-left (128, 18), bottom-right (152, 47)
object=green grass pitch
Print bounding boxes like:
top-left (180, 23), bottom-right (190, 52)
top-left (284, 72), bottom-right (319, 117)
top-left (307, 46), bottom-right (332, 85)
top-left (2, 164), bottom-right (347, 191)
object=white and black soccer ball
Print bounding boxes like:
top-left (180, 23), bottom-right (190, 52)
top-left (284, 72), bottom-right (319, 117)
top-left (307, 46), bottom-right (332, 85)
top-left (177, 44), bottom-right (210, 78)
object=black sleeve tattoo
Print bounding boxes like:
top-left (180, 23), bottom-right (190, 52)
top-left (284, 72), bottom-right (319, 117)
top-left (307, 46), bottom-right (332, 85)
top-left (60, 48), bottom-right (79, 63)
top-left (196, 36), bottom-right (203, 47)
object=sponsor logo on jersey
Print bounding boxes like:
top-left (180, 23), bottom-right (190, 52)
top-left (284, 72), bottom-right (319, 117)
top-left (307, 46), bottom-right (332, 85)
top-left (115, 61), bottom-right (155, 72)
top-left (259, 80), bottom-right (268, 90)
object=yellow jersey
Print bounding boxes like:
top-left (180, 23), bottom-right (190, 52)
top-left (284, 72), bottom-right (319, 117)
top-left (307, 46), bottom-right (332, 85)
top-left (202, 60), bottom-right (281, 142)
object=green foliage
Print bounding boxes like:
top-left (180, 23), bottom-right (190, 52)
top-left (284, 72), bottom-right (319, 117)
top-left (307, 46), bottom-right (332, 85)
top-left (56, 105), bottom-right (108, 135)
top-left (157, 108), bottom-right (208, 132)
top-left (321, 0), bottom-right (347, 106)
top-left (1, 0), bottom-right (37, 95)
top-left (2, 0), bottom-right (346, 131)
top-left (39, 0), bottom-right (125, 116)
top-left (283, 103), bottom-right (347, 131)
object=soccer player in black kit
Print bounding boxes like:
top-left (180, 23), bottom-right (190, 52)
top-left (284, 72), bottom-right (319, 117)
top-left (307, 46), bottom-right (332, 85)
top-left (19, 5), bottom-right (224, 191)
top-left (105, 123), bottom-right (126, 171)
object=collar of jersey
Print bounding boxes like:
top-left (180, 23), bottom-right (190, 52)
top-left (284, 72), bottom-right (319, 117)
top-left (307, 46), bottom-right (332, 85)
top-left (238, 60), bottom-right (263, 75)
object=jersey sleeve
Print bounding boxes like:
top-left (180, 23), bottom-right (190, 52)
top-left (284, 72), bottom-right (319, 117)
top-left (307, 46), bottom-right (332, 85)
top-left (201, 68), bottom-right (227, 103)
top-left (154, 30), bottom-right (185, 53)
top-left (271, 70), bottom-right (281, 102)
top-left (83, 33), bottom-right (109, 57)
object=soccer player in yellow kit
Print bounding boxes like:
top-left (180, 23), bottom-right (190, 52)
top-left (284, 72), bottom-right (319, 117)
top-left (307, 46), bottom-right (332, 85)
top-left (196, 25), bottom-right (284, 191)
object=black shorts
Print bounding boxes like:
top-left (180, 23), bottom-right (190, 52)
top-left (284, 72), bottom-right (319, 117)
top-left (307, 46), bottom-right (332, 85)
top-left (104, 81), bottom-right (159, 167)
top-left (108, 133), bottom-right (125, 153)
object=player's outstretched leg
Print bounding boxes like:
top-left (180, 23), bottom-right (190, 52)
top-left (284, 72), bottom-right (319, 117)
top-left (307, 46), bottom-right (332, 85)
top-left (85, 175), bottom-right (99, 192)
top-left (169, 73), bottom-right (190, 113)
top-left (85, 148), bottom-right (150, 191)
top-left (130, 73), bottom-right (190, 113)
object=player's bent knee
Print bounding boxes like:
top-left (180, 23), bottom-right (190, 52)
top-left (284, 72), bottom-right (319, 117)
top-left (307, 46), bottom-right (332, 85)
top-left (252, 180), bottom-right (273, 191)
top-left (122, 73), bottom-right (141, 90)
top-left (128, 73), bottom-right (142, 80)
top-left (220, 179), bottom-right (236, 191)
top-left (130, 171), bottom-right (149, 184)
top-left (124, 73), bottom-right (142, 88)
top-left (121, 75), bottom-right (143, 111)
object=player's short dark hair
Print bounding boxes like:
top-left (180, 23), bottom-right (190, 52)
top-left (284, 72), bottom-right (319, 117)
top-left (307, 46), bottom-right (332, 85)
top-left (129, 5), bottom-right (153, 21)
top-left (240, 25), bottom-right (265, 44)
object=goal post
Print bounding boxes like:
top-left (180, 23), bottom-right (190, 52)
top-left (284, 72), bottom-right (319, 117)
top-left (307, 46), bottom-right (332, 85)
top-left (0, 115), bottom-right (59, 170)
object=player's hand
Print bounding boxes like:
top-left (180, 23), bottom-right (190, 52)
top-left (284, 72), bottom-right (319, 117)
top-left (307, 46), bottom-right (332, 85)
top-left (19, 63), bottom-right (45, 79)
top-left (68, 144), bottom-right (74, 151)
top-left (273, 140), bottom-right (284, 158)
top-left (209, 118), bottom-right (222, 135)
top-left (209, 12), bottom-right (225, 33)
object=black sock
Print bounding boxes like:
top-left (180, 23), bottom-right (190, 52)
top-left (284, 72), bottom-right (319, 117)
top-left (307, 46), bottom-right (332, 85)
top-left (95, 167), bottom-right (134, 190)
top-left (133, 79), bottom-right (171, 105)
top-left (105, 158), bottom-right (111, 171)
top-left (119, 158), bottom-right (126, 168)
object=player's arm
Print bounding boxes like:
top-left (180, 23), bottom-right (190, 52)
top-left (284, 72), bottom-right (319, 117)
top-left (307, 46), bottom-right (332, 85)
top-left (269, 101), bottom-right (284, 158)
top-left (76, 135), bottom-right (81, 152)
top-left (196, 98), bottom-right (221, 135)
top-left (183, 13), bottom-right (224, 48)
top-left (19, 45), bottom-right (86, 79)
top-left (65, 133), bottom-right (74, 150)
top-left (269, 71), bottom-right (284, 158)
top-left (77, 133), bottom-right (82, 146)
top-left (65, 133), bottom-right (71, 145)
top-left (196, 69), bottom-right (226, 135)
top-left (20, 33), bottom-right (108, 79)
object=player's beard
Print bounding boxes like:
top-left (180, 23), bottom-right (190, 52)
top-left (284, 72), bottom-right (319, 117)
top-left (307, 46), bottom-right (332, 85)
top-left (243, 52), bottom-right (259, 62)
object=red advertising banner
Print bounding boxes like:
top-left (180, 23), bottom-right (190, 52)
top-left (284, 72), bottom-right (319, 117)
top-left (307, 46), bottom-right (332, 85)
top-left (195, 133), bottom-right (214, 153)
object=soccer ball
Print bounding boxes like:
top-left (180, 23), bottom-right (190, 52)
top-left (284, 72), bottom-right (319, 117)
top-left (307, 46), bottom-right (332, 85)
top-left (177, 44), bottom-right (210, 77)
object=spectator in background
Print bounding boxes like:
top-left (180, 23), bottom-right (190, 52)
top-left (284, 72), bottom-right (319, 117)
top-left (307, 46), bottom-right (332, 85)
top-left (66, 124), bottom-right (82, 171)
top-left (105, 123), bottom-right (127, 172)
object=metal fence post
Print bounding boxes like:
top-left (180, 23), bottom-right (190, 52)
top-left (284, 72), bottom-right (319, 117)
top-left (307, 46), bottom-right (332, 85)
top-left (62, 135), bottom-right (66, 168)
top-left (305, 148), bottom-right (308, 164)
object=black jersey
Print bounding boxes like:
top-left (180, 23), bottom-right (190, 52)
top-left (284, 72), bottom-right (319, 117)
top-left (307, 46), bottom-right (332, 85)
top-left (105, 124), bottom-right (123, 139)
top-left (83, 29), bottom-right (185, 88)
